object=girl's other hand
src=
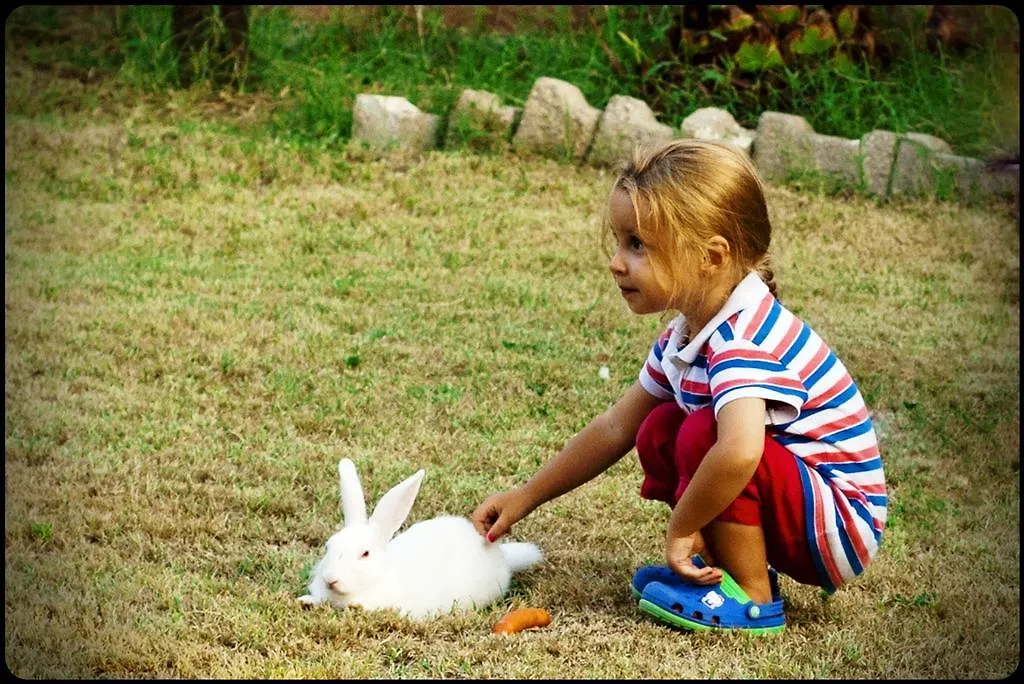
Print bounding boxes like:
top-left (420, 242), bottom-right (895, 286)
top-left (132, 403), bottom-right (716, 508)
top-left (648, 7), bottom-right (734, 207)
top-left (471, 489), bottom-right (533, 542)
top-left (665, 532), bottom-right (722, 585)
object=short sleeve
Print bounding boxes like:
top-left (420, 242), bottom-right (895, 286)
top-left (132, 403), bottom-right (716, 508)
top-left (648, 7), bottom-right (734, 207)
top-left (707, 339), bottom-right (807, 423)
top-left (638, 327), bottom-right (675, 400)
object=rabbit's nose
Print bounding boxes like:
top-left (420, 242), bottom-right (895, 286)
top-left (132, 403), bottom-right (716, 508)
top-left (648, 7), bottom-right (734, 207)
top-left (327, 579), bottom-right (339, 590)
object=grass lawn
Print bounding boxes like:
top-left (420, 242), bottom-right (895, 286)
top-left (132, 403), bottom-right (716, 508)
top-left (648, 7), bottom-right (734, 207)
top-left (4, 65), bottom-right (1020, 678)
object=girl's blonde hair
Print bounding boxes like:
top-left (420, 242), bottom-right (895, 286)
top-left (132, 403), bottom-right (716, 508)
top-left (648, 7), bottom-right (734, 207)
top-left (612, 139), bottom-right (777, 302)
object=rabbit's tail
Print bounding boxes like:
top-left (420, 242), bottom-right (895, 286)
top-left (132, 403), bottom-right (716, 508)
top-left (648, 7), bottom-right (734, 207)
top-left (500, 542), bottom-right (543, 573)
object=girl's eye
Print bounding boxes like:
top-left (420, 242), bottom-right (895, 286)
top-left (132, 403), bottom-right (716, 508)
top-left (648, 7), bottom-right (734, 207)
top-left (360, 550), bottom-right (370, 558)
top-left (629, 236), bottom-right (645, 251)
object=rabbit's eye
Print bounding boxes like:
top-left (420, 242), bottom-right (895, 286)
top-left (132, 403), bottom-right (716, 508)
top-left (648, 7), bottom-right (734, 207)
top-left (360, 550), bottom-right (369, 558)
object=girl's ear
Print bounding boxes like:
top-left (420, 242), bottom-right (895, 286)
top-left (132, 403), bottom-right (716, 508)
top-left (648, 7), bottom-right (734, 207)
top-left (702, 236), bottom-right (732, 272)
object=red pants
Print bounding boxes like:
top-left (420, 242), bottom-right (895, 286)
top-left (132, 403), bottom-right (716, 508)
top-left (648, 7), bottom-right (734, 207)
top-left (635, 402), bottom-right (821, 587)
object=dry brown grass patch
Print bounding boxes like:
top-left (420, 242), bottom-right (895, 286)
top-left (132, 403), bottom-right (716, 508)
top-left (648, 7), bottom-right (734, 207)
top-left (5, 74), bottom-right (1019, 678)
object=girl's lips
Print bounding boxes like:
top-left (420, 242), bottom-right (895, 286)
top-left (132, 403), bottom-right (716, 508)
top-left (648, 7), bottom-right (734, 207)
top-left (619, 285), bottom-right (638, 295)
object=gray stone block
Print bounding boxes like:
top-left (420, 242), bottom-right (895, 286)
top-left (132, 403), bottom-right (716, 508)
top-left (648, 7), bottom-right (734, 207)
top-left (904, 132), bottom-right (953, 154)
top-left (980, 166), bottom-right (1019, 199)
top-left (586, 95), bottom-right (676, 168)
top-left (679, 107), bottom-right (755, 155)
top-left (735, 128), bottom-right (756, 156)
top-left (445, 89), bottom-right (519, 150)
top-left (860, 130), bottom-right (900, 196)
top-left (933, 153), bottom-right (986, 201)
top-left (891, 136), bottom-right (939, 197)
top-left (512, 77), bottom-right (601, 161)
top-left (351, 94), bottom-right (441, 152)
top-left (809, 133), bottom-right (861, 186)
top-left (933, 153), bottom-right (1018, 201)
top-left (752, 112), bottom-right (815, 182)
top-left (890, 136), bottom-right (1014, 200)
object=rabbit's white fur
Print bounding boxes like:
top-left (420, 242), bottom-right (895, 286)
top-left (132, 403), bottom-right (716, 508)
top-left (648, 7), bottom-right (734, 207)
top-left (298, 459), bottom-right (543, 620)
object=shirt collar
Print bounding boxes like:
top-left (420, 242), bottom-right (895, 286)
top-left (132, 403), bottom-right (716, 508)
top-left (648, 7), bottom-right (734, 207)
top-left (670, 271), bottom-right (770, 364)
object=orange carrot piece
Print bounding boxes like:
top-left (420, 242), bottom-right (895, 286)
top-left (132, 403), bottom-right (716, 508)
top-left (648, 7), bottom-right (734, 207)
top-left (493, 608), bottom-right (552, 634)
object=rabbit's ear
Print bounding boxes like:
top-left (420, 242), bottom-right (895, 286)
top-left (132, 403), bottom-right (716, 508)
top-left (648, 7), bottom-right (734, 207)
top-left (368, 468), bottom-right (425, 542)
top-left (338, 458), bottom-right (367, 527)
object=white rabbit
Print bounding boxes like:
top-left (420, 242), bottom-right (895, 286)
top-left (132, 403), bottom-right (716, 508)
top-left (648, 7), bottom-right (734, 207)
top-left (298, 458), bottom-right (543, 620)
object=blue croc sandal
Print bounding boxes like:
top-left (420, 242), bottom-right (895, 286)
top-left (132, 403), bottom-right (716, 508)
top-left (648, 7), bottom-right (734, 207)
top-left (631, 556), bottom-right (781, 602)
top-left (630, 564), bottom-right (686, 601)
top-left (634, 559), bottom-right (785, 634)
top-left (631, 555), bottom-right (780, 598)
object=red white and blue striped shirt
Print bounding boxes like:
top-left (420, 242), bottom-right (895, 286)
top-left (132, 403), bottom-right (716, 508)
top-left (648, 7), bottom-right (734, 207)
top-left (638, 272), bottom-right (886, 592)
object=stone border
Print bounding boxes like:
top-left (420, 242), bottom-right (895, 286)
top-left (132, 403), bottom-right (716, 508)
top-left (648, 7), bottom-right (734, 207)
top-left (349, 77), bottom-right (1017, 205)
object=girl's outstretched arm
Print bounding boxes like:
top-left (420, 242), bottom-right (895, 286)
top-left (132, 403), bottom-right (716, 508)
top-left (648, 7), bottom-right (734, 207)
top-left (473, 381), bottom-right (664, 540)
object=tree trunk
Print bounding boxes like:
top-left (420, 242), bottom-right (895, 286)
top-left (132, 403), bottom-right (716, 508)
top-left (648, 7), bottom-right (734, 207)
top-left (171, 5), bottom-right (211, 88)
top-left (219, 5), bottom-right (249, 87)
top-left (171, 5), bottom-right (248, 88)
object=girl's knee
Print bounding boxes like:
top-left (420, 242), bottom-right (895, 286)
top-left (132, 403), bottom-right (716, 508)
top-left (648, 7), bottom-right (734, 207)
top-left (673, 406), bottom-right (718, 474)
top-left (683, 405), bottom-right (717, 436)
top-left (636, 401), bottom-right (685, 462)
top-left (636, 403), bottom-right (687, 504)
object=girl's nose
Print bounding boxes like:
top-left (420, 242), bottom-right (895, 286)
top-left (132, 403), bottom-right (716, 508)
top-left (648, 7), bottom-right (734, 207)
top-left (609, 249), bottom-right (626, 275)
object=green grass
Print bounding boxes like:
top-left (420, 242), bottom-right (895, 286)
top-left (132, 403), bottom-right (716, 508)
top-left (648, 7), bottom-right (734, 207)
top-left (4, 53), bottom-right (1020, 678)
top-left (4, 6), bottom-right (1019, 159)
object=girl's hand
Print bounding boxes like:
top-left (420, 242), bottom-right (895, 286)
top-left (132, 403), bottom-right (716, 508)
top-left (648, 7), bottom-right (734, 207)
top-left (666, 532), bottom-right (722, 585)
top-left (471, 488), bottom-right (534, 542)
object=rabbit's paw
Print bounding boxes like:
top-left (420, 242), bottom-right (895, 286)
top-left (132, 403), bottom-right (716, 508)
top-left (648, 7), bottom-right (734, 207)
top-left (298, 594), bottom-right (321, 608)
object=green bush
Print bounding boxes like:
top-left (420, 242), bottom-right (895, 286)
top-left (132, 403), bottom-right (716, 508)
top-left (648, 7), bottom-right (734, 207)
top-left (5, 5), bottom-right (1019, 159)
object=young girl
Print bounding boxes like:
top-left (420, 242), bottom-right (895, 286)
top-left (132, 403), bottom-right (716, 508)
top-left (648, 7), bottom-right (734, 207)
top-left (471, 140), bottom-right (887, 633)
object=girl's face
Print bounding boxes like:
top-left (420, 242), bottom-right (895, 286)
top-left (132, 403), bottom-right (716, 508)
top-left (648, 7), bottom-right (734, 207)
top-left (607, 188), bottom-right (678, 315)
